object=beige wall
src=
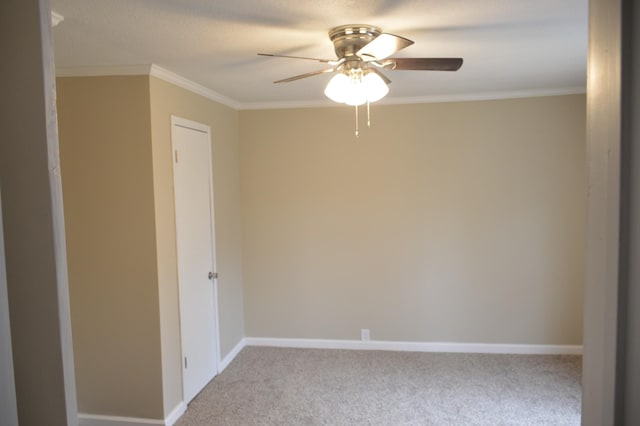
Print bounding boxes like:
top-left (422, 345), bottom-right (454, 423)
top-left (149, 76), bottom-right (245, 416)
top-left (57, 75), bottom-right (246, 419)
top-left (55, 76), bottom-right (584, 419)
top-left (57, 75), bottom-right (245, 419)
top-left (240, 95), bottom-right (586, 345)
top-left (57, 75), bottom-right (245, 420)
top-left (57, 76), bottom-right (164, 418)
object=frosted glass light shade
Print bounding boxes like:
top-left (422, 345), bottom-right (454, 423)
top-left (362, 72), bottom-right (389, 103)
top-left (324, 69), bottom-right (389, 106)
top-left (324, 73), bottom-right (349, 103)
top-left (344, 77), bottom-right (367, 106)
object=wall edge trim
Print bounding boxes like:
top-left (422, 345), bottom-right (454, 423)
top-left (244, 337), bottom-right (583, 355)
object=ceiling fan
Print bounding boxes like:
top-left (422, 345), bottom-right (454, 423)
top-left (258, 24), bottom-right (463, 106)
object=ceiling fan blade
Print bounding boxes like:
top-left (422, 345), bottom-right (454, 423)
top-left (274, 68), bottom-right (335, 83)
top-left (369, 68), bottom-right (392, 85)
top-left (258, 53), bottom-right (335, 64)
top-left (357, 33), bottom-right (414, 60)
top-left (385, 58), bottom-right (463, 71)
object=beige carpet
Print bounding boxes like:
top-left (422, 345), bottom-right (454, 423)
top-left (176, 346), bottom-right (581, 425)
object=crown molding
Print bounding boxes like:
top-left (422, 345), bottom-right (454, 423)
top-left (379, 86), bottom-right (587, 106)
top-left (149, 64), bottom-right (241, 110)
top-left (240, 86), bottom-right (586, 110)
top-left (51, 11), bottom-right (64, 27)
top-left (54, 64), bottom-right (240, 110)
top-left (56, 65), bottom-right (153, 77)
top-left (54, 64), bottom-right (585, 111)
top-left (239, 99), bottom-right (339, 110)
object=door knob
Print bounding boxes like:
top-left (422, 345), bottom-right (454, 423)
top-left (208, 272), bottom-right (218, 280)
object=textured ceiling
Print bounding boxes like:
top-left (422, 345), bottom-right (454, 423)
top-left (51, 0), bottom-right (588, 108)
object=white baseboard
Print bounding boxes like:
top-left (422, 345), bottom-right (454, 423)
top-left (78, 337), bottom-right (580, 426)
top-left (244, 337), bottom-right (583, 355)
top-left (219, 338), bottom-right (247, 372)
top-left (78, 413), bottom-right (164, 426)
top-left (78, 403), bottom-right (186, 426)
top-left (164, 402), bottom-right (186, 426)
top-left (77, 338), bottom-right (249, 426)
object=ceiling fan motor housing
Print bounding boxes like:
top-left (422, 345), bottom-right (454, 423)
top-left (329, 25), bottom-right (381, 59)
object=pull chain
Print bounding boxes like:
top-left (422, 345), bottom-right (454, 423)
top-left (354, 103), bottom-right (373, 137)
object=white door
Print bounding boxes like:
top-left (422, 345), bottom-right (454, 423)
top-left (171, 116), bottom-right (219, 404)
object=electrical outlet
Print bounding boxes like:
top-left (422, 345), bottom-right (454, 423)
top-left (361, 329), bottom-right (370, 341)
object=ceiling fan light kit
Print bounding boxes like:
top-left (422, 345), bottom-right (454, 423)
top-left (324, 68), bottom-right (389, 106)
top-left (259, 24), bottom-right (463, 135)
